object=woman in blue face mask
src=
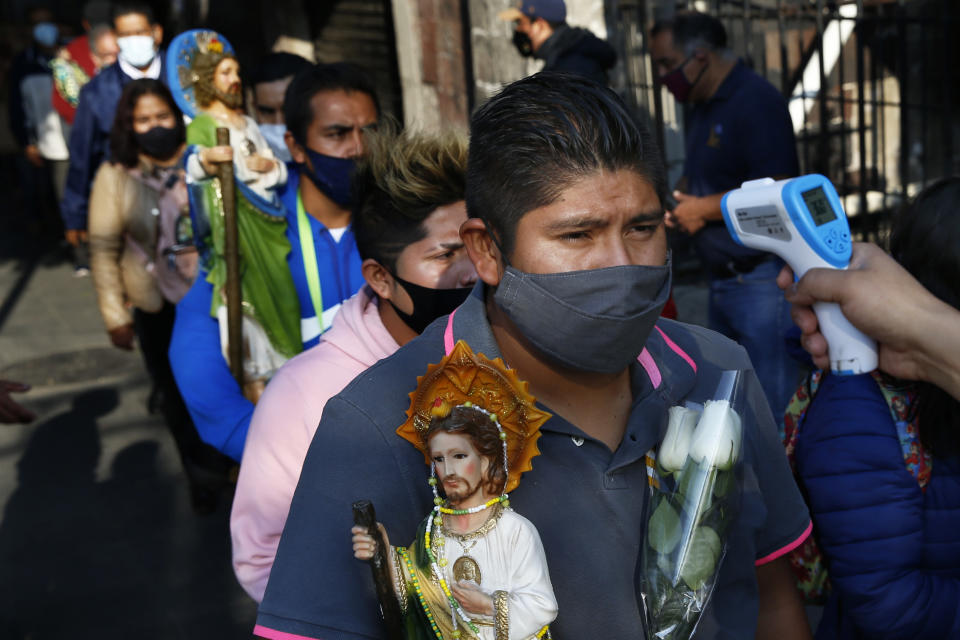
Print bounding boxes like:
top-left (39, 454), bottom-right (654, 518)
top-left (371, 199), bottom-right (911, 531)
top-left (88, 78), bottom-right (232, 513)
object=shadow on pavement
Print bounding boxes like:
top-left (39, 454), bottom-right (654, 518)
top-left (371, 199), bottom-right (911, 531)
top-left (0, 388), bottom-right (256, 639)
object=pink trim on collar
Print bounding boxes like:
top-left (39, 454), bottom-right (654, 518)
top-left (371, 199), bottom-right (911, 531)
top-left (638, 348), bottom-right (662, 389)
top-left (444, 308), bottom-right (458, 356)
top-left (655, 326), bottom-right (697, 373)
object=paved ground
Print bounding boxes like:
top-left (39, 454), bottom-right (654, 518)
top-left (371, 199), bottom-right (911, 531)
top-left (0, 155), bottom-right (712, 639)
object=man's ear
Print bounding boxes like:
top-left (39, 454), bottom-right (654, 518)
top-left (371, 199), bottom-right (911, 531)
top-left (286, 131), bottom-right (305, 164)
top-left (362, 258), bottom-right (395, 300)
top-left (460, 218), bottom-right (504, 287)
top-left (152, 24), bottom-right (163, 47)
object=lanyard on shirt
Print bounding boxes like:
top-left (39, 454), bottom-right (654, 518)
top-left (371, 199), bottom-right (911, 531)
top-left (296, 191), bottom-right (323, 320)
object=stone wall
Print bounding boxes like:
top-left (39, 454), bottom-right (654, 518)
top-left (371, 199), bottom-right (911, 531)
top-left (391, 0), bottom-right (471, 132)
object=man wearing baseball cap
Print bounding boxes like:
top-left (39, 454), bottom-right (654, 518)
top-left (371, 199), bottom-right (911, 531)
top-left (500, 0), bottom-right (616, 84)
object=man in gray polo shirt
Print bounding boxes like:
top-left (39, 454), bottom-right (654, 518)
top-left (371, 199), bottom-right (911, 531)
top-left (255, 73), bottom-right (812, 640)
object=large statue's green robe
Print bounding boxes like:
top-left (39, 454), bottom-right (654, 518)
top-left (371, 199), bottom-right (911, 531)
top-left (186, 112), bottom-right (301, 361)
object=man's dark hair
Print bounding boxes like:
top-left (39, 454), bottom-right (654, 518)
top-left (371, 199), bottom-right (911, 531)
top-left (109, 78), bottom-right (185, 167)
top-left (352, 128), bottom-right (467, 272)
top-left (282, 62), bottom-right (380, 146)
top-left (651, 11), bottom-right (727, 54)
top-left (112, 1), bottom-right (154, 24)
top-left (426, 406), bottom-right (507, 496)
top-left (466, 71), bottom-right (666, 256)
top-left (249, 52), bottom-right (312, 87)
top-left (889, 176), bottom-right (960, 457)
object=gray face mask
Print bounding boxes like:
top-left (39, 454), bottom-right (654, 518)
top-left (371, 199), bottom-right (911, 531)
top-left (493, 257), bottom-right (672, 374)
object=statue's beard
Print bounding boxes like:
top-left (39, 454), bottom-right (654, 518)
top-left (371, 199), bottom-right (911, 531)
top-left (443, 475), bottom-right (482, 507)
top-left (214, 85), bottom-right (242, 110)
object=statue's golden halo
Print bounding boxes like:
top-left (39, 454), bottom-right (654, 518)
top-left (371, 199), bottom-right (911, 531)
top-left (396, 340), bottom-right (551, 493)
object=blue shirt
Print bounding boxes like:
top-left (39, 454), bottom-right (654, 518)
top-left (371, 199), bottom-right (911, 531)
top-left (257, 283), bottom-right (810, 639)
top-left (169, 169), bottom-right (363, 461)
top-left (279, 170), bottom-right (365, 349)
top-left (684, 61), bottom-right (799, 271)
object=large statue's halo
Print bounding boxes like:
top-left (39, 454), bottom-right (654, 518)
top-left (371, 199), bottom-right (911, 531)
top-left (166, 28), bottom-right (235, 119)
top-left (397, 340), bottom-right (552, 493)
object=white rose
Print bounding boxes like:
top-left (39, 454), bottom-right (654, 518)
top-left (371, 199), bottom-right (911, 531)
top-left (688, 399), bottom-right (742, 470)
top-left (659, 406), bottom-right (700, 472)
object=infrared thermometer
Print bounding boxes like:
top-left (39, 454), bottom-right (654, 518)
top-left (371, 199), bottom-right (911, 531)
top-left (721, 174), bottom-right (878, 375)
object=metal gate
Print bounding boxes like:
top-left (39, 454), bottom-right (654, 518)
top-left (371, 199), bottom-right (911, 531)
top-left (606, 0), bottom-right (959, 239)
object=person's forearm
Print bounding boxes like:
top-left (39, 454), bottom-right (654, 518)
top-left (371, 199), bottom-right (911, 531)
top-left (755, 557), bottom-right (812, 640)
top-left (914, 299), bottom-right (960, 400)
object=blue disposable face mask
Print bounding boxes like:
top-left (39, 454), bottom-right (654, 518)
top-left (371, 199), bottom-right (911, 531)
top-left (33, 22), bottom-right (59, 48)
top-left (299, 146), bottom-right (355, 208)
top-left (259, 123), bottom-right (291, 163)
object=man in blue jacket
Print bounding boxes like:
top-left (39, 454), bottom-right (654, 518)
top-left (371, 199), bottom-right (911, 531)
top-left (60, 1), bottom-right (164, 273)
top-left (169, 63), bottom-right (379, 461)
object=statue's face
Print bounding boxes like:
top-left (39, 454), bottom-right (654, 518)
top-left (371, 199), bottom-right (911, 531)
top-left (429, 431), bottom-right (491, 508)
top-left (213, 57), bottom-right (241, 100)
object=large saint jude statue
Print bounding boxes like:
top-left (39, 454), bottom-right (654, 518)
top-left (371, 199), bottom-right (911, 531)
top-left (170, 30), bottom-right (301, 401)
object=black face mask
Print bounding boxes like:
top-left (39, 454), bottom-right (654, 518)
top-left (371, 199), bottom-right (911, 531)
top-left (135, 126), bottom-right (182, 160)
top-left (512, 30), bottom-right (533, 57)
top-left (388, 274), bottom-right (472, 335)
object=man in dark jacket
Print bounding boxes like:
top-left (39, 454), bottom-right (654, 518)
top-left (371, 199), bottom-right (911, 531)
top-left (60, 2), bottom-right (164, 274)
top-left (500, 0), bottom-right (616, 85)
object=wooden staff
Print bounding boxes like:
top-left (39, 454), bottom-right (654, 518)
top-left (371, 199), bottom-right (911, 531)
top-left (216, 127), bottom-right (243, 385)
top-left (352, 500), bottom-right (405, 640)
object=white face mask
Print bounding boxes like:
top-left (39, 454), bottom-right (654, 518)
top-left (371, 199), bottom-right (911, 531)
top-left (259, 123), bottom-right (291, 163)
top-left (117, 35), bottom-right (156, 68)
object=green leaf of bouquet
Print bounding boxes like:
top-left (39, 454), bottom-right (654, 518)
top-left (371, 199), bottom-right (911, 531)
top-left (713, 468), bottom-right (735, 498)
top-left (680, 525), bottom-right (721, 590)
top-left (648, 498), bottom-right (682, 555)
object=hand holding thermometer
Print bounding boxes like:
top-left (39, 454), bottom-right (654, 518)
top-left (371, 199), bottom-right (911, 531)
top-left (721, 174), bottom-right (878, 375)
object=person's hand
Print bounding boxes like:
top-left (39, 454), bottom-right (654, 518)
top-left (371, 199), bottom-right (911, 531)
top-left (777, 242), bottom-right (948, 383)
top-left (245, 154), bottom-right (276, 173)
top-left (64, 229), bottom-right (89, 246)
top-left (24, 144), bottom-right (44, 167)
top-left (0, 380), bottom-right (36, 424)
top-left (108, 324), bottom-right (136, 351)
top-left (451, 580), bottom-right (495, 616)
top-left (665, 191), bottom-right (708, 235)
top-left (351, 523), bottom-right (390, 561)
top-left (199, 145), bottom-right (234, 174)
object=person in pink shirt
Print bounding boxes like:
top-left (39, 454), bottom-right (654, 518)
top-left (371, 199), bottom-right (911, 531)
top-left (230, 130), bottom-right (477, 601)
